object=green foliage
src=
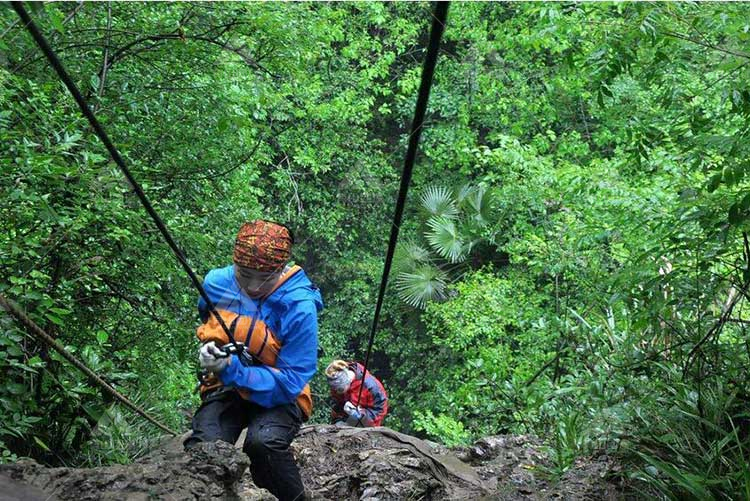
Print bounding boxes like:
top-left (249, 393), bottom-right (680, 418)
top-left (2, 3), bottom-right (750, 498)
top-left (547, 411), bottom-right (590, 477)
top-left (393, 184), bottom-right (498, 308)
top-left (421, 186), bottom-right (458, 219)
top-left (394, 265), bottom-right (448, 310)
top-left (426, 216), bottom-right (465, 263)
top-left (627, 371), bottom-right (750, 500)
top-left (386, 268), bottom-right (551, 438)
top-left (78, 402), bottom-right (168, 467)
top-left (412, 410), bottom-right (469, 447)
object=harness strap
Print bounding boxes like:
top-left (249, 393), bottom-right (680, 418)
top-left (242, 265), bottom-right (301, 349)
top-left (264, 265), bottom-right (302, 299)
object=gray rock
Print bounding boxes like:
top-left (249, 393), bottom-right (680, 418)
top-left (0, 427), bottom-right (628, 500)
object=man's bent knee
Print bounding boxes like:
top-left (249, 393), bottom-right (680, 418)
top-left (244, 425), bottom-right (292, 457)
top-left (184, 432), bottom-right (232, 450)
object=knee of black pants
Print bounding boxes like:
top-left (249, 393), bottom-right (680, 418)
top-left (185, 390), bottom-right (245, 449)
top-left (243, 424), bottom-right (290, 457)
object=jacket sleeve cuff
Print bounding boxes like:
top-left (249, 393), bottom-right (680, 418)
top-left (219, 354), bottom-right (244, 386)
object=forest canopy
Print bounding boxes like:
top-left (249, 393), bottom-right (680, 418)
top-left (2, 2), bottom-right (750, 498)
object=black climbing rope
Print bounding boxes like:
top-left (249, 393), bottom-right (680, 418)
top-left (358, 2), bottom-right (450, 406)
top-left (12, 0), bottom-right (450, 431)
top-left (11, 1), bottom-right (250, 365)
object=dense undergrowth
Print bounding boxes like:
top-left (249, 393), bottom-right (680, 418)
top-left (2, 2), bottom-right (750, 498)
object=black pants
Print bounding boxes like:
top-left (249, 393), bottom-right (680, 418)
top-left (184, 389), bottom-right (304, 501)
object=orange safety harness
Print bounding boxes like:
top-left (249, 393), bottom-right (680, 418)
top-left (196, 266), bottom-right (313, 418)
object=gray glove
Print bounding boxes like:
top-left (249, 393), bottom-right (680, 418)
top-left (344, 401), bottom-right (363, 426)
top-left (199, 341), bottom-right (229, 373)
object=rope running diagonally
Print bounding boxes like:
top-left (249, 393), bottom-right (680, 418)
top-left (357, 2), bottom-right (450, 412)
top-left (0, 294), bottom-right (177, 436)
top-left (10, 1), bottom-right (247, 362)
top-left (13, 0), bottom-right (448, 430)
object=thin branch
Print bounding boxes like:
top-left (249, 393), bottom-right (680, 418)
top-left (185, 133), bottom-right (267, 181)
top-left (7, 1), bottom-right (86, 70)
top-left (0, 18), bottom-right (20, 40)
top-left (93, 1), bottom-right (112, 112)
top-left (694, 61), bottom-right (750, 97)
top-left (663, 30), bottom-right (750, 60)
top-left (683, 232), bottom-right (750, 377)
top-left (189, 35), bottom-right (279, 78)
top-left (524, 347), bottom-right (564, 387)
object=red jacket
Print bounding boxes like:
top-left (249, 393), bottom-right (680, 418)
top-left (330, 362), bottom-right (388, 426)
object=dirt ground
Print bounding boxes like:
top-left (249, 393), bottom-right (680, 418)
top-left (0, 425), bottom-right (629, 500)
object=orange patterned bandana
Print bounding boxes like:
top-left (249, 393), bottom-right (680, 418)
top-left (232, 220), bottom-right (292, 272)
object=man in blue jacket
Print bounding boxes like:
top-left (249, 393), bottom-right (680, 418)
top-left (184, 220), bottom-right (323, 501)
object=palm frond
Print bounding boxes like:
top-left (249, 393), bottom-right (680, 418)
top-left (464, 186), bottom-right (496, 226)
top-left (393, 241), bottom-right (432, 274)
top-left (426, 216), bottom-right (466, 263)
top-left (455, 183), bottom-right (474, 206)
top-left (395, 265), bottom-right (448, 309)
top-left (421, 185), bottom-right (458, 218)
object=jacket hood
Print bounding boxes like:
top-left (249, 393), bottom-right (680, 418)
top-left (351, 362), bottom-right (367, 380)
top-left (267, 267), bottom-right (324, 312)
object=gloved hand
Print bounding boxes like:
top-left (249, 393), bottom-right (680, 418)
top-left (344, 401), bottom-right (362, 418)
top-left (199, 341), bottom-right (230, 373)
top-left (344, 402), bottom-right (364, 426)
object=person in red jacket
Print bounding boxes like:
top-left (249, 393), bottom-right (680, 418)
top-left (326, 360), bottom-right (388, 427)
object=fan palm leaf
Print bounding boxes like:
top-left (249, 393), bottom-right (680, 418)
top-left (393, 241), bottom-right (431, 274)
top-left (395, 265), bottom-right (448, 309)
top-left (426, 215), bottom-right (466, 263)
top-left (464, 185), bottom-right (495, 226)
top-left (455, 183), bottom-right (474, 206)
top-left (421, 185), bottom-right (458, 219)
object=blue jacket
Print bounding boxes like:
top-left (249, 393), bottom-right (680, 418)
top-left (198, 265), bottom-right (323, 409)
